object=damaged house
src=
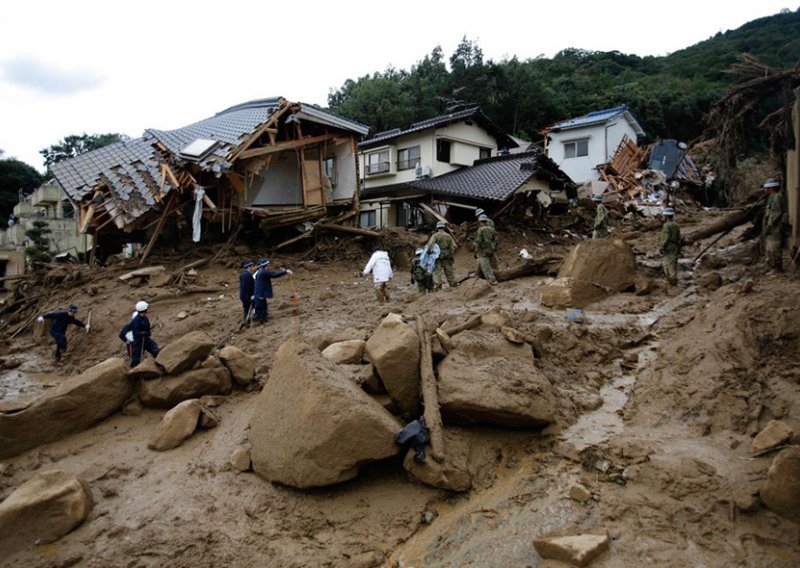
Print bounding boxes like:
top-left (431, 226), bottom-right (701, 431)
top-left (357, 107), bottom-right (518, 228)
top-left (49, 97), bottom-right (369, 261)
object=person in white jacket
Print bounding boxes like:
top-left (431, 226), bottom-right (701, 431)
top-left (363, 246), bottom-right (394, 303)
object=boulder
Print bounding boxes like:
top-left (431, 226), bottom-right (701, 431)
top-left (155, 331), bottom-right (215, 375)
top-left (250, 336), bottom-right (401, 488)
top-left (479, 309), bottom-right (510, 329)
top-left (147, 399), bottom-right (202, 451)
top-left (539, 239), bottom-right (636, 307)
top-left (533, 533), bottom-right (610, 567)
top-left (760, 446), bottom-right (800, 523)
top-left (569, 483), bottom-right (592, 502)
top-left (360, 364), bottom-right (384, 394)
top-left (200, 355), bottom-right (221, 369)
top-left (436, 330), bottom-right (555, 428)
top-left (121, 396), bottom-right (143, 417)
top-left (0, 470), bottom-right (93, 558)
top-left (198, 406), bottom-right (220, 429)
top-left (0, 358), bottom-right (132, 459)
top-left (230, 446), bottom-right (252, 472)
top-left (218, 345), bottom-right (256, 386)
top-left (403, 428), bottom-right (471, 491)
top-left (365, 314), bottom-right (420, 414)
top-left (321, 339), bottom-right (366, 365)
top-left (751, 420), bottom-right (793, 455)
top-left (138, 366), bottom-right (232, 408)
top-left (127, 357), bottom-right (163, 381)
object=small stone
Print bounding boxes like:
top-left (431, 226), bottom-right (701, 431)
top-left (569, 483), bottom-right (592, 502)
top-left (177, 311), bottom-right (188, 320)
top-left (198, 406), bottom-right (220, 429)
top-left (734, 492), bottom-right (760, 514)
top-left (422, 510), bottom-right (437, 524)
top-left (752, 420), bottom-right (793, 455)
top-left (230, 446), bottom-right (251, 472)
top-left (533, 533), bottom-right (610, 567)
top-left (500, 326), bottom-right (526, 344)
top-left (121, 397), bottom-right (143, 417)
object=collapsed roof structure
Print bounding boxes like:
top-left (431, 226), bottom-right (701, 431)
top-left (50, 97), bottom-right (369, 261)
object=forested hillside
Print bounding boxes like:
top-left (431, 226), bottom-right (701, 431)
top-left (328, 9), bottom-right (800, 145)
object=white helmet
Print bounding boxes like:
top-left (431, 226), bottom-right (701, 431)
top-left (135, 301), bottom-right (149, 312)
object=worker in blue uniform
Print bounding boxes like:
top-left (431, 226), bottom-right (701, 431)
top-left (239, 260), bottom-right (257, 325)
top-left (119, 301), bottom-right (160, 368)
top-left (252, 259), bottom-right (292, 324)
top-left (38, 305), bottom-right (89, 362)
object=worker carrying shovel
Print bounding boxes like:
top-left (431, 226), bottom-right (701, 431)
top-left (37, 304), bottom-right (89, 363)
top-left (119, 301), bottom-right (160, 368)
top-left (239, 260), bottom-right (257, 326)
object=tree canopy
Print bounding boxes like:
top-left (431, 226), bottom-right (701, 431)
top-left (0, 158), bottom-right (45, 228)
top-left (40, 132), bottom-right (128, 168)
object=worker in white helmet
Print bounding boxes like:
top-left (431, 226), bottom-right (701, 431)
top-left (118, 300), bottom-right (160, 368)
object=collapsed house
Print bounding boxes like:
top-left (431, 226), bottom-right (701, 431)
top-left (49, 97), bottom-right (369, 261)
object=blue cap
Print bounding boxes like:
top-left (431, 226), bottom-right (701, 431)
top-left (68, 305), bottom-right (78, 312)
top-left (662, 207), bottom-right (675, 216)
top-left (243, 261), bottom-right (255, 268)
top-left (256, 258), bottom-right (270, 268)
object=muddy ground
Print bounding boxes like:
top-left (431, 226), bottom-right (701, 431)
top-left (1, 211), bottom-right (799, 567)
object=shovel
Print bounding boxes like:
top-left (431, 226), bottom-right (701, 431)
top-left (290, 273), bottom-right (300, 312)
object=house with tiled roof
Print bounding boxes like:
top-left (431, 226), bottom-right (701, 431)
top-left (357, 107), bottom-right (517, 228)
top-left (542, 105), bottom-right (645, 185)
top-left (50, 97), bottom-right (369, 260)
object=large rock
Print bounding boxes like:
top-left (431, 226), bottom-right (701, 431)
top-left (751, 420), bottom-right (793, 455)
top-left (0, 470), bottom-right (93, 558)
top-left (138, 366), bottom-right (232, 408)
top-left (322, 339), bottom-right (366, 365)
top-left (0, 358), bottom-right (131, 459)
top-left (155, 331), bottom-right (215, 375)
top-left (250, 336), bottom-right (401, 488)
top-left (148, 399), bottom-right (202, 451)
top-left (218, 345), bottom-right (256, 386)
top-left (127, 357), bottom-right (163, 380)
top-left (760, 446), bottom-right (800, 523)
top-left (365, 314), bottom-right (420, 414)
top-left (436, 330), bottom-right (555, 428)
top-left (403, 428), bottom-right (471, 491)
top-left (539, 239), bottom-right (636, 308)
top-left (533, 533), bottom-right (610, 567)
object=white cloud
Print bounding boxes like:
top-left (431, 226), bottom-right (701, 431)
top-left (2, 56), bottom-right (104, 96)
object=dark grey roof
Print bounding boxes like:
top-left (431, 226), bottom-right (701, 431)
top-left (359, 107), bottom-right (517, 150)
top-left (49, 137), bottom-right (174, 226)
top-left (647, 139), bottom-right (701, 181)
top-left (409, 150), bottom-right (575, 202)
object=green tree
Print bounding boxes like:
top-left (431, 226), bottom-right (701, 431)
top-left (0, 158), bottom-right (45, 228)
top-left (24, 220), bottom-right (53, 266)
top-left (40, 132), bottom-right (128, 168)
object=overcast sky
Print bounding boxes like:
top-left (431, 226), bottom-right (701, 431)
top-left (1, 0), bottom-right (796, 173)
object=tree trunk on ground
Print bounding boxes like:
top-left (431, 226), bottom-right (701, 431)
top-left (495, 255), bottom-right (563, 282)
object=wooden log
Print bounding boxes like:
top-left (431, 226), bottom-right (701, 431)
top-left (315, 223), bottom-right (381, 238)
top-left (440, 313), bottom-right (482, 337)
top-left (495, 255), bottom-right (563, 282)
top-left (417, 316), bottom-right (444, 463)
top-left (684, 207), bottom-right (757, 244)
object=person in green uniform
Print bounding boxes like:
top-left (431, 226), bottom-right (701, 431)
top-left (426, 221), bottom-right (458, 289)
top-left (592, 194), bottom-right (609, 238)
top-left (762, 178), bottom-right (785, 271)
top-left (658, 207), bottom-right (682, 286)
top-left (475, 208), bottom-right (495, 229)
top-left (474, 215), bottom-right (498, 285)
top-left (410, 248), bottom-right (434, 293)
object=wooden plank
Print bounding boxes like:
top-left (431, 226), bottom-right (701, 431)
top-left (236, 133), bottom-right (340, 161)
top-left (140, 193), bottom-right (176, 264)
top-left (418, 202), bottom-right (448, 224)
top-left (417, 316), bottom-right (444, 463)
top-left (315, 223), bottom-right (380, 238)
top-left (79, 205), bottom-right (96, 233)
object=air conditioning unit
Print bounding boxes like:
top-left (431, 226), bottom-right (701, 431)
top-left (415, 164), bottom-right (432, 179)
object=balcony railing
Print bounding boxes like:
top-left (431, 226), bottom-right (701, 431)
top-left (365, 161), bottom-right (390, 175)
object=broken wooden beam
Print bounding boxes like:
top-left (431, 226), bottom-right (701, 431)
top-left (684, 207), bottom-right (757, 244)
top-left (495, 255), bottom-right (563, 282)
top-left (236, 133), bottom-right (340, 161)
top-left (440, 313), bottom-right (482, 337)
top-left (315, 223), bottom-right (381, 238)
top-left (417, 316), bottom-right (444, 463)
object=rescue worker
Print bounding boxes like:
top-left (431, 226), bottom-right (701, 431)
top-left (474, 214), bottom-right (498, 285)
top-left (762, 178), bottom-right (784, 271)
top-left (239, 260), bottom-right (257, 325)
top-left (253, 259), bottom-right (292, 324)
top-left (362, 246), bottom-right (394, 303)
top-left (592, 194), bottom-right (609, 239)
top-left (658, 207), bottom-right (683, 286)
top-left (119, 301), bottom-right (159, 368)
top-left (426, 221), bottom-right (458, 289)
top-left (38, 305), bottom-right (89, 362)
top-left (410, 248), bottom-right (434, 293)
top-left (474, 207), bottom-right (495, 228)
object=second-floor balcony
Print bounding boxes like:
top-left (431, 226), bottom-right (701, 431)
top-left (365, 161), bottom-right (391, 175)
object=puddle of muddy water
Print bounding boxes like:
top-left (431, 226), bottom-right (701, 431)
top-left (0, 351), bottom-right (62, 403)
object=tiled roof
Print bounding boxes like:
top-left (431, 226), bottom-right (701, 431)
top-left (49, 137), bottom-right (173, 226)
top-left (546, 105), bottom-right (645, 136)
top-left (409, 150), bottom-right (575, 202)
top-left (359, 107), bottom-right (516, 150)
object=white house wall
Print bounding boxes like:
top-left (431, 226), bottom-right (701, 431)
top-left (332, 140), bottom-right (358, 201)
top-left (548, 120), bottom-right (639, 184)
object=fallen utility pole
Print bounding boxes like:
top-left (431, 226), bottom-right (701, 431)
top-left (684, 207), bottom-right (757, 245)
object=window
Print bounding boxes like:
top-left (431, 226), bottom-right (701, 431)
top-left (397, 146), bottom-right (421, 170)
top-left (323, 157), bottom-right (337, 185)
top-left (360, 210), bottom-right (377, 227)
top-left (479, 147), bottom-right (492, 160)
top-left (563, 139), bottom-right (589, 159)
top-left (365, 150), bottom-right (390, 175)
top-left (436, 140), bottom-right (451, 163)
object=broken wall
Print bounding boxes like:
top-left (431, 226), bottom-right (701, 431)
top-left (247, 152), bottom-right (303, 206)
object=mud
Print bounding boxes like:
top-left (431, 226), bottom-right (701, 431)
top-left (1, 215), bottom-right (800, 566)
